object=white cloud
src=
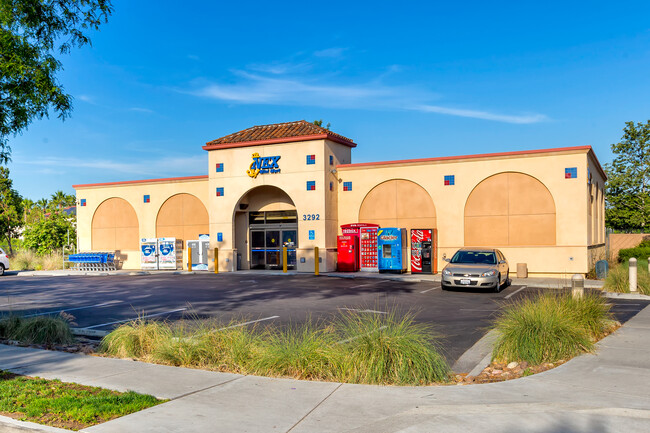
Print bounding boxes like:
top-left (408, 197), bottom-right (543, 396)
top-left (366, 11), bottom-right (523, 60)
top-left (189, 70), bottom-right (547, 124)
top-left (19, 155), bottom-right (206, 177)
top-left (78, 94), bottom-right (94, 103)
top-left (128, 107), bottom-right (154, 113)
top-left (313, 47), bottom-right (346, 58)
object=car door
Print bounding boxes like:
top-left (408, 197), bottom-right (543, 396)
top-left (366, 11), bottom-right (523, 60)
top-left (497, 250), bottom-right (508, 280)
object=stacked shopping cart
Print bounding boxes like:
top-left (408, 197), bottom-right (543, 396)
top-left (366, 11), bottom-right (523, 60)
top-left (68, 252), bottom-right (116, 271)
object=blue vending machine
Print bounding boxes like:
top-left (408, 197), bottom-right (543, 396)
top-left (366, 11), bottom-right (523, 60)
top-left (377, 228), bottom-right (407, 273)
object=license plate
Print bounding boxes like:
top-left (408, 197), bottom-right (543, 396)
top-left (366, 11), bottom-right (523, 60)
top-left (460, 279), bottom-right (471, 285)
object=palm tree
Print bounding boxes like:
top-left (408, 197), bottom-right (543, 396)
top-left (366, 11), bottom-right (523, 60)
top-left (21, 198), bottom-right (34, 223)
top-left (50, 190), bottom-right (67, 209)
top-left (36, 198), bottom-right (48, 213)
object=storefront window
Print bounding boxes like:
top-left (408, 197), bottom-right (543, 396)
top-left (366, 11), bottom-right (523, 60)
top-left (265, 210), bottom-right (298, 224)
top-left (249, 212), bottom-right (265, 225)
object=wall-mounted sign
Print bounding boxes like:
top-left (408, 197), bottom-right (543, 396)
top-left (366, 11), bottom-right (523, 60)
top-left (309, 230), bottom-right (315, 240)
top-left (247, 152), bottom-right (281, 178)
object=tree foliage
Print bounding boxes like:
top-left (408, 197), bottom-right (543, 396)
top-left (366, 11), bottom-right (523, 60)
top-left (0, 166), bottom-right (24, 254)
top-left (0, 0), bottom-right (113, 163)
top-left (23, 212), bottom-right (75, 255)
top-left (605, 120), bottom-right (650, 231)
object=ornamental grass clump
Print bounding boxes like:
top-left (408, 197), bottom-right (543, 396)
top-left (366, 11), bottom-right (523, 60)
top-left (332, 310), bottom-right (450, 385)
top-left (0, 315), bottom-right (73, 345)
top-left (99, 318), bottom-right (171, 359)
top-left (604, 261), bottom-right (650, 295)
top-left (492, 292), bottom-right (614, 365)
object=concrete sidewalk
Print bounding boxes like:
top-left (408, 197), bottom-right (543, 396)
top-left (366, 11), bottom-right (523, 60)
top-left (1, 307), bottom-right (649, 432)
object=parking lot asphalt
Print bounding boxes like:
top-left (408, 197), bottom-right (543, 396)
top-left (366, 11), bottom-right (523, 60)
top-left (0, 272), bottom-right (647, 365)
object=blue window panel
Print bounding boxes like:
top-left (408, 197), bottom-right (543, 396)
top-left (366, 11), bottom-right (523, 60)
top-left (80, 199), bottom-right (86, 207)
top-left (306, 181), bottom-right (316, 191)
top-left (143, 194), bottom-right (150, 203)
top-left (216, 187), bottom-right (224, 197)
top-left (215, 163), bottom-right (224, 172)
top-left (444, 175), bottom-right (455, 186)
top-left (565, 167), bottom-right (577, 179)
top-left (306, 154), bottom-right (316, 165)
top-left (330, 181), bottom-right (333, 191)
top-left (329, 155), bottom-right (334, 165)
top-left (343, 181), bottom-right (352, 191)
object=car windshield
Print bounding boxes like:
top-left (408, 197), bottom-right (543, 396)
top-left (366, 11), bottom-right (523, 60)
top-left (450, 251), bottom-right (497, 265)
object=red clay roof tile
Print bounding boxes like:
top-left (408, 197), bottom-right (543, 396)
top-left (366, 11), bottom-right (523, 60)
top-left (203, 120), bottom-right (356, 150)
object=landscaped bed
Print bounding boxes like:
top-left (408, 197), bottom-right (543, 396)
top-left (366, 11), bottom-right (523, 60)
top-left (0, 370), bottom-right (163, 431)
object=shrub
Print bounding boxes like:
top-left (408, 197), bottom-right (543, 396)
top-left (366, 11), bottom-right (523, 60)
top-left (492, 292), bottom-right (614, 365)
top-left (618, 246), bottom-right (650, 263)
top-left (0, 315), bottom-right (74, 345)
top-left (99, 319), bottom-right (171, 359)
top-left (11, 249), bottom-right (40, 270)
top-left (41, 252), bottom-right (63, 270)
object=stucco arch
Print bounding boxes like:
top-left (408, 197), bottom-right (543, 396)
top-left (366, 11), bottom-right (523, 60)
top-left (91, 197), bottom-right (139, 251)
top-left (234, 185), bottom-right (296, 215)
top-left (156, 193), bottom-right (209, 242)
top-left (464, 172), bottom-right (556, 246)
top-left (359, 179), bottom-right (436, 230)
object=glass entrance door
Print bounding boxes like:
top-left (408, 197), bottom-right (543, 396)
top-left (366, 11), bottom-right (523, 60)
top-left (248, 210), bottom-right (298, 270)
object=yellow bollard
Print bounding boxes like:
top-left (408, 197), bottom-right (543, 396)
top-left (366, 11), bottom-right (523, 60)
top-left (283, 247), bottom-right (288, 273)
top-left (214, 247), bottom-right (219, 274)
top-left (314, 246), bottom-right (319, 276)
top-left (187, 247), bottom-right (192, 271)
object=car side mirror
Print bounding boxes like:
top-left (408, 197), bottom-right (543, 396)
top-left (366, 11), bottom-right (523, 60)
top-left (499, 260), bottom-right (506, 264)
top-left (444, 258), bottom-right (451, 262)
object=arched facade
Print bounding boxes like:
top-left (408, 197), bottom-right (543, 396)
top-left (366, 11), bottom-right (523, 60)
top-left (156, 193), bottom-right (209, 242)
top-left (464, 172), bottom-right (556, 246)
top-left (359, 179), bottom-right (436, 230)
top-left (91, 198), bottom-right (139, 251)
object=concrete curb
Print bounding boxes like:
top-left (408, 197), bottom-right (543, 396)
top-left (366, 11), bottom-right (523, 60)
top-left (603, 291), bottom-right (650, 300)
top-left (0, 415), bottom-right (72, 433)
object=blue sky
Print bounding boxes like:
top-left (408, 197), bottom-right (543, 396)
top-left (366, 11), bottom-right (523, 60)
top-left (6, 0), bottom-right (650, 199)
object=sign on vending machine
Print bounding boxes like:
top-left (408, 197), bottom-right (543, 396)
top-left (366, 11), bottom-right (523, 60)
top-left (158, 237), bottom-right (177, 270)
top-left (410, 229), bottom-right (432, 274)
top-left (140, 238), bottom-right (158, 270)
top-left (359, 226), bottom-right (379, 272)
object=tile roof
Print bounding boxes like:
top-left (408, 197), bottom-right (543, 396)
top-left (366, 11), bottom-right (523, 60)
top-left (203, 120), bottom-right (356, 150)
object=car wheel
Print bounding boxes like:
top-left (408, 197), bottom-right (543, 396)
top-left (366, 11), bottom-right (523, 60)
top-left (494, 273), bottom-right (502, 292)
top-left (0, 264), bottom-right (4, 276)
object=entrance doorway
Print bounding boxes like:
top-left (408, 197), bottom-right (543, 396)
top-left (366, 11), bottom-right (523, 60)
top-left (249, 211), bottom-right (298, 270)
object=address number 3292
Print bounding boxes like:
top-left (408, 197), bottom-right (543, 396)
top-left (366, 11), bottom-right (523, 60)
top-left (302, 214), bottom-right (320, 221)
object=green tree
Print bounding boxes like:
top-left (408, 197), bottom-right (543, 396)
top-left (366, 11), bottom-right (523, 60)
top-left (313, 119), bottom-right (331, 130)
top-left (49, 190), bottom-right (75, 209)
top-left (605, 120), bottom-right (650, 231)
top-left (0, 0), bottom-right (113, 163)
top-left (23, 212), bottom-right (75, 255)
top-left (0, 167), bottom-right (24, 254)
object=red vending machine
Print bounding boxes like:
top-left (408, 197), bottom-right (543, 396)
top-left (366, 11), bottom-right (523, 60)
top-left (340, 223), bottom-right (380, 272)
top-left (411, 229), bottom-right (433, 274)
top-left (337, 235), bottom-right (359, 272)
top-left (359, 226), bottom-right (379, 272)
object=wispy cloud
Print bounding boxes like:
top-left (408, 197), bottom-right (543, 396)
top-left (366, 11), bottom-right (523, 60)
top-left (128, 107), bottom-right (154, 113)
top-left (188, 69), bottom-right (547, 124)
top-left (78, 94), bottom-right (94, 103)
top-left (19, 155), bottom-right (206, 177)
top-left (314, 47), bottom-right (346, 58)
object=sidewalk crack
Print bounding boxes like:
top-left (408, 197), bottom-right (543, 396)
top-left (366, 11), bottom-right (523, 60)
top-left (286, 383), bottom-right (343, 433)
top-left (170, 376), bottom-right (244, 401)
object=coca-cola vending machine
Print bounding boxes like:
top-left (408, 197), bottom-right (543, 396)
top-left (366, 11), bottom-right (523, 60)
top-left (337, 235), bottom-right (359, 272)
top-left (410, 229), bottom-right (437, 274)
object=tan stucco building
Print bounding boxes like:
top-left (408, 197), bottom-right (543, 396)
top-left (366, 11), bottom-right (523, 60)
top-left (73, 120), bottom-right (606, 275)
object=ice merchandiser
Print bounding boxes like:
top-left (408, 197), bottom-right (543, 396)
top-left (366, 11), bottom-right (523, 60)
top-left (337, 235), bottom-right (359, 272)
top-left (410, 229), bottom-right (437, 274)
top-left (377, 228), bottom-right (407, 273)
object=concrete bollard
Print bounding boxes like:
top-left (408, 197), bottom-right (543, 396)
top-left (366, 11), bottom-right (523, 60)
top-left (314, 246), bottom-right (319, 276)
top-left (214, 248), bottom-right (219, 274)
top-left (188, 247), bottom-right (192, 271)
top-left (629, 258), bottom-right (638, 292)
top-left (571, 274), bottom-right (584, 299)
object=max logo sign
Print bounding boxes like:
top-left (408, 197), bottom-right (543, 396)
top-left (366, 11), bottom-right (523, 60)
top-left (247, 153), bottom-right (281, 178)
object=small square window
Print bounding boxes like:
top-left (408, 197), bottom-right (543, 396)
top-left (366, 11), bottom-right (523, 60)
top-left (306, 181), bottom-right (316, 191)
top-left (216, 187), bottom-right (224, 197)
top-left (343, 181), bottom-right (352, 191)
top-left (306, 155), bottom-right (316, 165)
top-left (143, 195), bottom-right (150, 203)
top-left (80, 199), bottom-right (86, 207)
top-left (565, 167), bottom-right (577, 179)
top-left (329, 155), bottom-right (334, 165)
top-left (216, 163), bottom-right (224, 172)
top-left (444, 175), bottom-right (455, 186)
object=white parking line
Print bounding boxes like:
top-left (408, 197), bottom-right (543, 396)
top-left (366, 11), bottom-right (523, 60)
top-left (350, 284), bottom-right (371, 288)
top-left (23, 300), bottom-right (124, 317)
top-left (82, 308), bottom-right (188, 329)
top-left (340, 308), bottom-right (387, 314)
top-left (505, 286), bottom-right (527, 299)
top-left (218, 316), bottom-right (279, 331)
top-left (420, 287), bottom-right (438, 293)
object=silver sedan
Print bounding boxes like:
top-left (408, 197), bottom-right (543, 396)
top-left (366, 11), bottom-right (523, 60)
top-left (441, 248), bottom-right (510, 292)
